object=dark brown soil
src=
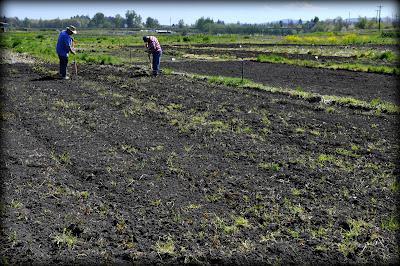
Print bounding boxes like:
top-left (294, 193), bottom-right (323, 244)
top-left (163, 60), bottom-right (400, 104)
top-left (131, 43), bottom-right (399, 51)
top-left (131, 43), bottom-right (399, 67)
top-left (1, 61), bottom-right (399, 265)
top-left (171, 46), bottom-right (357, 62)
top-left (166, 47), bottom-right (398, 67)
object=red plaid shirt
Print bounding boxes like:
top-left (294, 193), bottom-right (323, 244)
top-left (147, 36), bottom-right (162, 53)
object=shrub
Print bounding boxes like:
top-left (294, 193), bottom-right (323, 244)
top-left (284, 35), bottom-right (301, 43)
top-left (256, 54), bottom-right (286, 63)
top-left (342, 34), bottom-right (358, 44)
top-left (208, 76), bottom-right (250, 87)
top-left (381, 31), bottom-right (400, 38)
top-left (202, 36), bottom-right (211, 43)
top-left (12, 39), bottom-right (22, 48)
top-left (327, 36), bottom-right (338, 44)
top-left (376, 51), bottom-right (395, 61)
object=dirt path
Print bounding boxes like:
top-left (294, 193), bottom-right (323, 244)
top-left (1, 61), bottom-right (398, 264)
top-left (163, 60), bottom-right (400, 104)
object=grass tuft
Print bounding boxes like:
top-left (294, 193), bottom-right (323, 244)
top-left (155, 237), bottom-right (175, 255)
top-left (53, 228), bottom-right (78, 249)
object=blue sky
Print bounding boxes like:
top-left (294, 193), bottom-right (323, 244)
top-left (1, 1), bottom-right (398, 25)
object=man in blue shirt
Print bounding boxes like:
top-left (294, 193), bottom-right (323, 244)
top-left (56, 25), bottom-right (77, 79)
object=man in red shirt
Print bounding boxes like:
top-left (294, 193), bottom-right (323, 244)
top-left (143, 36), bottom-right (162, 77)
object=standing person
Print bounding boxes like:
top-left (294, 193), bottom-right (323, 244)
top-left (56, 25), bottom-right (77, 79)
top-left (143, 36), bottom-right (162, 77)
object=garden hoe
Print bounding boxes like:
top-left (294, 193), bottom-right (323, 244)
top-left (73, 56), bottom-right (77, 77)
top-left (72, 38), bottom-right (78, 77)
top-left (148, 53), bottom-right (152, 72)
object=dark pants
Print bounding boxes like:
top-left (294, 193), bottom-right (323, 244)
top-left (152, 51), bottom-right (162, 76)
top-left (58, 55), bottom-right (68, 77)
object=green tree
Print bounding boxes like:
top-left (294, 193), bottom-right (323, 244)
top-left (71, 15), bottom-right (90, 28)
top-left (114, 14), bottom-right (124, 28)
top-left (195, 17), bottom-right (214, 32)
top-left (22, 17), bottom-right (31, 28)
top-left (145, 17), bottom-right (160, 28)
top-left (355, 16), bottom-right (368, 29)
top-left (38, 18), bottom-right (44, 28)
top-left (125, 10), bottom-right (142, 28)
top-left (178, 19), bottom-right (185, 28)
top-left (89, 12), bottom-right (105, 28)
top-left (103, 17), bottom-right (113, 28)
top-left (366, 19), bottom-right (377, 29)
top-left (333, 16), bottom-right (344, 31)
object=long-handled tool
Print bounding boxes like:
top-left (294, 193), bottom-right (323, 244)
top-left (74, 56), bottom-right (77, 76)
top-left (239, 45), bottom-right (244, 83)
top-left (72, 38), bottom-right (78, 77)
top-left (147, 52), bottom-right (152, 71)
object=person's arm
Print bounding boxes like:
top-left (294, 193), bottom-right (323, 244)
top-left (148, 38), bottom-right (157, 52)
top-left (69, 37), bottom-right (76, 55)
top-left (145, 41), bottom-right (151, 53)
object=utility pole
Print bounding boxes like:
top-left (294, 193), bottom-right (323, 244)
top-left (377, 5), bottom-right (383, 32)
top-left (376, 10), bottom-right (379, 23)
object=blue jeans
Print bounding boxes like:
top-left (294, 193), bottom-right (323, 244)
top-left (58, 55), bottom-right (68, 77)
top-left (152, 51), bottom-right (162, 76)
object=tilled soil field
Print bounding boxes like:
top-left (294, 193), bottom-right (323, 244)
top-left (163, 60), bottom-right (400, 104)
top-left (129, 43), bottom-right (399, 67)
top-left (131, 43), bottom-right (399, 51)
top-left (165, 47), bottom-right (398, 67)
top-left (166, 46), bottom-right (358, 63)
top-left (0, 60), bottom-right (399, 265)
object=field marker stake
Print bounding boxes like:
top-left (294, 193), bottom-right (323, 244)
top-left (241, 58), bottom-right (244, 82)
top-left (240, 45), bottom-right (244, 82)
top-left (74, 58), bottom-right (77, 76)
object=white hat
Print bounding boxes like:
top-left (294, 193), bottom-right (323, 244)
top-left (66, 25), bottom-right (77, 34)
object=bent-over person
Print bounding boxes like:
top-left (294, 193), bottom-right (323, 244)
top-left (143, 36), bottom-right (162, 77)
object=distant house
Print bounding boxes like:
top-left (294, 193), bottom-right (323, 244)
top-left (155, 29), bottom-right (173, 34)
top-left (0, 22), bottom-right (8, 32)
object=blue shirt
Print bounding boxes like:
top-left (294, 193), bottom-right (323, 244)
top-left (56, 30), bottom-right (72, 57)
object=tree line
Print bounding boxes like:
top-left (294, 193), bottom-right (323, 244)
top-left (194, 16), bottom-right (398, 35)
top-left (3, 10), bottom-right (162, 29)
top-left (2, 10), bottom-right (398, 34)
